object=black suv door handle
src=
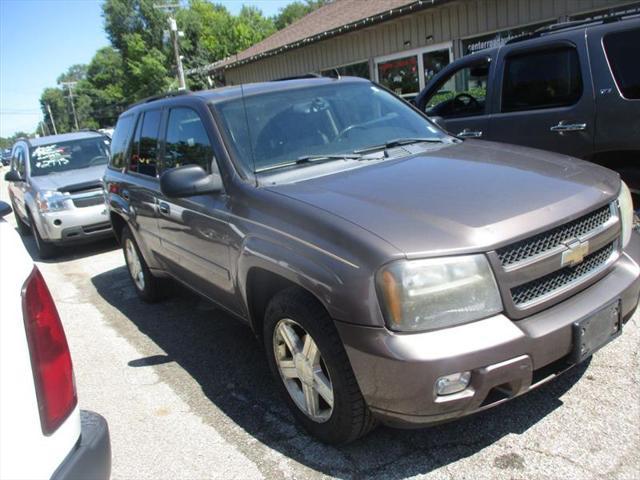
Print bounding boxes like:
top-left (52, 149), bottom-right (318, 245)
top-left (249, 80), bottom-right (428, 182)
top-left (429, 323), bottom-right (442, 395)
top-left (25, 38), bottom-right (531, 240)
top-left (158, 202), bottom-right (170, 215)
top-left (122, 189), bottom-right (130, 201)
top-left (550, 122), bottom-right (587, 134)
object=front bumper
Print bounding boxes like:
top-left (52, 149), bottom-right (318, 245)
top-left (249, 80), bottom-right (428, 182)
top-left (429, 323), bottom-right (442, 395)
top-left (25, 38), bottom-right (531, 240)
top-left (50, 410), bottom-right (111, 480)
top-left (35, 203), bottom-right (112, 244)
top-left (336, 234), bottom-right (640, 428)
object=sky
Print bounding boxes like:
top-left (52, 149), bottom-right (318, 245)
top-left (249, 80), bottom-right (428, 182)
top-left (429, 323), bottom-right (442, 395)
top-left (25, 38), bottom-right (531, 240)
top-left (0, 0), bottom-right (293, 138)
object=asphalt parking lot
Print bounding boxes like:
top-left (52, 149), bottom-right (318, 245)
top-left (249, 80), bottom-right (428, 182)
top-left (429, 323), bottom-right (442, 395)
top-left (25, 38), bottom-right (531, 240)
top-left (1, 174), bottom-right (639, 480)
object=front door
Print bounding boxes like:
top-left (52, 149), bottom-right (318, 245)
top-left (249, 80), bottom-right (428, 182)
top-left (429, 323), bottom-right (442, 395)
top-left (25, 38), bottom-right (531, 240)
top-left (418, 56), bottom-right (493, 139)
top-left (489, 39), bottom-right (595, 158)
top-left (156, 106), bottom-right (238, 312)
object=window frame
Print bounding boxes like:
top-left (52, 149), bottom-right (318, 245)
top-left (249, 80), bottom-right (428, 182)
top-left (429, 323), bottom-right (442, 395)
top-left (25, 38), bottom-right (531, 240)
top-left (374, 42), bottom-right (454, 98)
top-left (601, 27), bottom-right (640, 101)
top-left (124, 109), bottom-right (164, 181)
top-left (499, 42), bottom-right (584, 113)
top-left (161, 106), bottom-right (217, 174)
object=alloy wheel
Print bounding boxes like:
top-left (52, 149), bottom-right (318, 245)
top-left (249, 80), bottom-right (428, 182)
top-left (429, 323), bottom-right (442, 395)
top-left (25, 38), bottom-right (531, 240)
top-left (125, 238), bottom-right (145, 291)
top-left (273, 318), bottom-right (334, 422)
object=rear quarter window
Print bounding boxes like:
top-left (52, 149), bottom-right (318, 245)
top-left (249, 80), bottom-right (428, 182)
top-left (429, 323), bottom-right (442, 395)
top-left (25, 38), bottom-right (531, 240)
top-left (603, 28), bottom-right (640, 100)
top-left (109, 115), bottom-right (135, 169)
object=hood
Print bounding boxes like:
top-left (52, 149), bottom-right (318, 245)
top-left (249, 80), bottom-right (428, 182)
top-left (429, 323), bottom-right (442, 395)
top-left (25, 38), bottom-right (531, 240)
top-left (30, 165), bottom-right (107, 193)
top-left (267, 141), bottom-right (619, 257)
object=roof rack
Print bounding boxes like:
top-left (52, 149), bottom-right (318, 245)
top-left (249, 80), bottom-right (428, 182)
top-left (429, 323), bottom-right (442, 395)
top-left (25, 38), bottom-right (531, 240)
top-left (506, 7), bottom-right (639, 45)
top-left (271, 73), bottom-right (323, 82)
top-left (130, 89), bottom-right (191, 108)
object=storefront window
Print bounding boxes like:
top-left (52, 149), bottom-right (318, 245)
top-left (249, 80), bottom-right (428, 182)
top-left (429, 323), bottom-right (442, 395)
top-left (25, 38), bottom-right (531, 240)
top-left (422, 49), bottom-right (450, 83)
top-left (377, 55), bottom-right (419, 96)
top-left (322, 61), bottom-right (370, 79)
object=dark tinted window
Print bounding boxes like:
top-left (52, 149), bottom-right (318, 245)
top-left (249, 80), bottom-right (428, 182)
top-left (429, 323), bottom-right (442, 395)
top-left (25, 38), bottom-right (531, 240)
top-left (502, 47), bottom-right (582, 112)
top-left (603, 28), bottom-right (640, 99)
top-left (110, 115), bottom-right (135, 169)
top-left (13, 146), bottom-right (25, 176)
top-left (129, 110), bottom-right (161, 177)
top-left (164, 108), bottom-right (212, 171)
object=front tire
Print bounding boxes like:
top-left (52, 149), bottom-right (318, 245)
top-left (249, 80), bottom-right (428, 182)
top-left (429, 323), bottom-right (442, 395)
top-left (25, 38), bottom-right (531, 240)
top-left (29, 213), bottom-right (56, 259)
top-left (121, 226), bottom-right (162, 302)
top-left (264, 287), bottom-right (376, 444)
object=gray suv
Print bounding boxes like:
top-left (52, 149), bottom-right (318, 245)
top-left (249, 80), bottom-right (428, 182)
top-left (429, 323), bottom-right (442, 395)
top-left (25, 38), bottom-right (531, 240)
top-left (416, 17), bottom-right (640, 195)
top-left (104, 77), bottom-right (640, 444)
top-left (5, 132), bottom-right (113, 258)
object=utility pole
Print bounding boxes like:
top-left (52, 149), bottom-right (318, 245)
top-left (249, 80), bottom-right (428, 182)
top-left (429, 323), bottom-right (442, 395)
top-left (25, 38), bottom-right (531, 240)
top-left (46, 103), bottom-right (58, 135)
top-left (157, 4), bottom-right (186, 90)
top-left (60, 81), bottom-right (80, 130)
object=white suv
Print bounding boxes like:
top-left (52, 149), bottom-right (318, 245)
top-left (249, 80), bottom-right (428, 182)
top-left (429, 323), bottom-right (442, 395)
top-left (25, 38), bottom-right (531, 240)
top-left (0, 201), bottom-right (111, 479)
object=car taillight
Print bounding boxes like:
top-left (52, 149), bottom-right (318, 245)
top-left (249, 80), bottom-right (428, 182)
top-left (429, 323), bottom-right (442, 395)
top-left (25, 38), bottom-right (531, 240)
top-left (22, 267), bottom-right (77, 435)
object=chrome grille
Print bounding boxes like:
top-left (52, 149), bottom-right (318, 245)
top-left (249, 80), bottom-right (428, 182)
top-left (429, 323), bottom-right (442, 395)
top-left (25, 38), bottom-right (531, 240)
top-left (497, 205), bottom-right (612, 266)
top-left (510, 242), bottom-right (615, 307)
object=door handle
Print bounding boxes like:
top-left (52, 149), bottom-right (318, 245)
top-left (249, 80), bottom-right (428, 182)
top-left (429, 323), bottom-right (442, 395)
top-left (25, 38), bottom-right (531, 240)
top-left (122, 189), bottom-right (130, 201)
top-left (158, 202), bottom-right (170, 215)
top-left (550, 122), bottom-right (587, 133)
top-left (457, 128), bottom-right (483, 138)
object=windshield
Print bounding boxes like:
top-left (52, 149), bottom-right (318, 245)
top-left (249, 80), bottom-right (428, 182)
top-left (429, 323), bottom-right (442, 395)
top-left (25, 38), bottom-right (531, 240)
top-left (214, 81), bottom-right (446, 173)
top-left (29, 137), bottom-right (110, 177)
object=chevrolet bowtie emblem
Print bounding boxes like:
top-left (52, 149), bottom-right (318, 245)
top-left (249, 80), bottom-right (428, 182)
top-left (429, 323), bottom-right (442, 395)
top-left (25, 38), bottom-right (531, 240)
top-left (561, 239), bottom-right (589, 267)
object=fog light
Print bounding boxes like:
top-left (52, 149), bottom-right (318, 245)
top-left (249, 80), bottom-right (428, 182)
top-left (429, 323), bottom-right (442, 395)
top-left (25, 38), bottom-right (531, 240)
top-left (435, 371), bottom-right (471, 396)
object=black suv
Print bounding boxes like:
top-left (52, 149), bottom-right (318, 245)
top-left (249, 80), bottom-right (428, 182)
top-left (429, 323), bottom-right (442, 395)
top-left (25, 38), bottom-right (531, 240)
top-left (416, 17), bottom-right (640, 195)
top-left (104, 77), bottom-right (639, 444)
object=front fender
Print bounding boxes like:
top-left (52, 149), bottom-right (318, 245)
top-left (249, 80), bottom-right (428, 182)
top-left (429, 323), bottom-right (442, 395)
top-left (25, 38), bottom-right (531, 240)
top-left (236, 234), bottom-right (384, 328)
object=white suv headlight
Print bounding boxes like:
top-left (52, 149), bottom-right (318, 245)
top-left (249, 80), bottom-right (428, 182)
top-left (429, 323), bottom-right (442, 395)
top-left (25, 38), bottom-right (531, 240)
top-left (36, 190), bottom-right (71, 213)
top-left (376, 254), bottom-right (503, 332)
top-left (617, 181), bottom-right (634, 248)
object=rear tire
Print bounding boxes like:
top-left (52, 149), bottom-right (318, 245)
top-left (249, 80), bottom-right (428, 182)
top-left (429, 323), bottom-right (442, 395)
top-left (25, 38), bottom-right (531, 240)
top-left (121, 225), bottom-right (162, 302)
top-left (263, 287), bottom-right (376, 444)
top-left (28, 213), bottom-right (56, 259)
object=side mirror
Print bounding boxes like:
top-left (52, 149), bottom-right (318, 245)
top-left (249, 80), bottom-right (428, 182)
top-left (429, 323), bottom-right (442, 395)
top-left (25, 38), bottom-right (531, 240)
top-left (0, 200), bottom-right (11, 218)
top-left (4, 170), bottom-right (23, 182)
top-left (160, 164), bottom-right (223, 198)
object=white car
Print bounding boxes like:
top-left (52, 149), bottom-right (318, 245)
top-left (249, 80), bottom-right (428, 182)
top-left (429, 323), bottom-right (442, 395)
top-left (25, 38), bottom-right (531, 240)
top-left (0, 201), bottom-right (111, 480)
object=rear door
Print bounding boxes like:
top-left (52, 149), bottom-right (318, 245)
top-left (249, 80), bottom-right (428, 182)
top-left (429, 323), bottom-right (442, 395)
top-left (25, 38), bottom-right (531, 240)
top-left (489, 36), bottom-right (595, 158)
top-left (122, 109), bottom-right (164, 257)
top-left (417, 54), bottom-right (494, 139)
top-left (156, 105), bottom-right (239, 312)
top-left (587, 21), bottom-right (640, 190)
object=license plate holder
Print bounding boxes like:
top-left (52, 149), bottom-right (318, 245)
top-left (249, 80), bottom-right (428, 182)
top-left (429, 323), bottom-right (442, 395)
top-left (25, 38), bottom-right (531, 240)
top-left (571, 300), bottom-right (622, 364)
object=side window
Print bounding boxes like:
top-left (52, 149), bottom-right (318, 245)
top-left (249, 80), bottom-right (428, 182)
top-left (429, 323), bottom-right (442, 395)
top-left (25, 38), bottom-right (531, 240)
top-left (164, 108), bottom-right (213, 171)
top-left (129, 110), bottom-right (161, 177)
top-left (13, 146), bottom-right (26, 177)
top-left (109, 115), bottom-right (135, 169)
top-left (425, 60), bottom-right (489, 118)
top-left (603, 28), bottom-right (640, 100)
top-left (501, 47), bottom-right (582, 112)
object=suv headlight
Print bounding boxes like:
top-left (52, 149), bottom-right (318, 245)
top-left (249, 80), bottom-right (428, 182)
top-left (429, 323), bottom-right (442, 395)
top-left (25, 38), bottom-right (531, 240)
top-left (618, 181), bottom-right (634, 248)
top-left (376, 255), bottom-right (502, 332)
top-left (36, 190), bottom-right (71, 213)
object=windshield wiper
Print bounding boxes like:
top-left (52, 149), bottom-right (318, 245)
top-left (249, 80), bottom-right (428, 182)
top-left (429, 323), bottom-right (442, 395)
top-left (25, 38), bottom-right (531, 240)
top-left (255, 154), bottom-right (361, 173)
top-left (354, 137), bottom-right (443, 154)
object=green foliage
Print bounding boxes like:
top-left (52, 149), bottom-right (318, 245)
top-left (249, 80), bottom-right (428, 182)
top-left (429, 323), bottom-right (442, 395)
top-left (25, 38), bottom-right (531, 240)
top-left (274, 0), bottom-right (329, 30)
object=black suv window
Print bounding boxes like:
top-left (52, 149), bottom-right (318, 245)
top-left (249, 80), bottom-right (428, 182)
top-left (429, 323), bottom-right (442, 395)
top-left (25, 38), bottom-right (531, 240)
top-left (603, 28), bottom-right (640, 100)
top-left (13, 145), bottom-right (25, 177)
top-left (110, 115), bottom-right (135, 169)
top-left (425, 60), bottom-right (490, 118)
top-left (164, 108), bottom-right (212, 171)
top-left (130, 110), bottom-right (161, 177)
top-left (502, 47), bottom-right (582, 112)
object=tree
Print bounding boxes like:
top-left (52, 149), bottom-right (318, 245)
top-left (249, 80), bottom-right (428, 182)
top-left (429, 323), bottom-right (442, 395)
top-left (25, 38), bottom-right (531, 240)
top-left (231, 6), bottom-right (275, 53)
top-left (81, 47), bottom-right (127, 126)
top-left (57, 64), bottom-right (88, 84)
top-left (123, 32), bottom-right (171, 99)
top-left (40, 88), bottom-right (72, 134)
top-left (274, 0), bottom-right (330, 30)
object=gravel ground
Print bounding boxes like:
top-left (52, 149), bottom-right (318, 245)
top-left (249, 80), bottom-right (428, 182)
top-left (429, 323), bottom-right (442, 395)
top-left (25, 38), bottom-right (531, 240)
top-left (2, 171), bottom-right (639, 479)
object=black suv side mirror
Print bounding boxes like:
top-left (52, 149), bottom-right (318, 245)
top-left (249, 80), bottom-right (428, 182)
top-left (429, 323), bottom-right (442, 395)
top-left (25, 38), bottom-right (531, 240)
top-left (160, 164), bottom-right (223, 198)
top-left (4, 170), bottom-right (23, 182)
